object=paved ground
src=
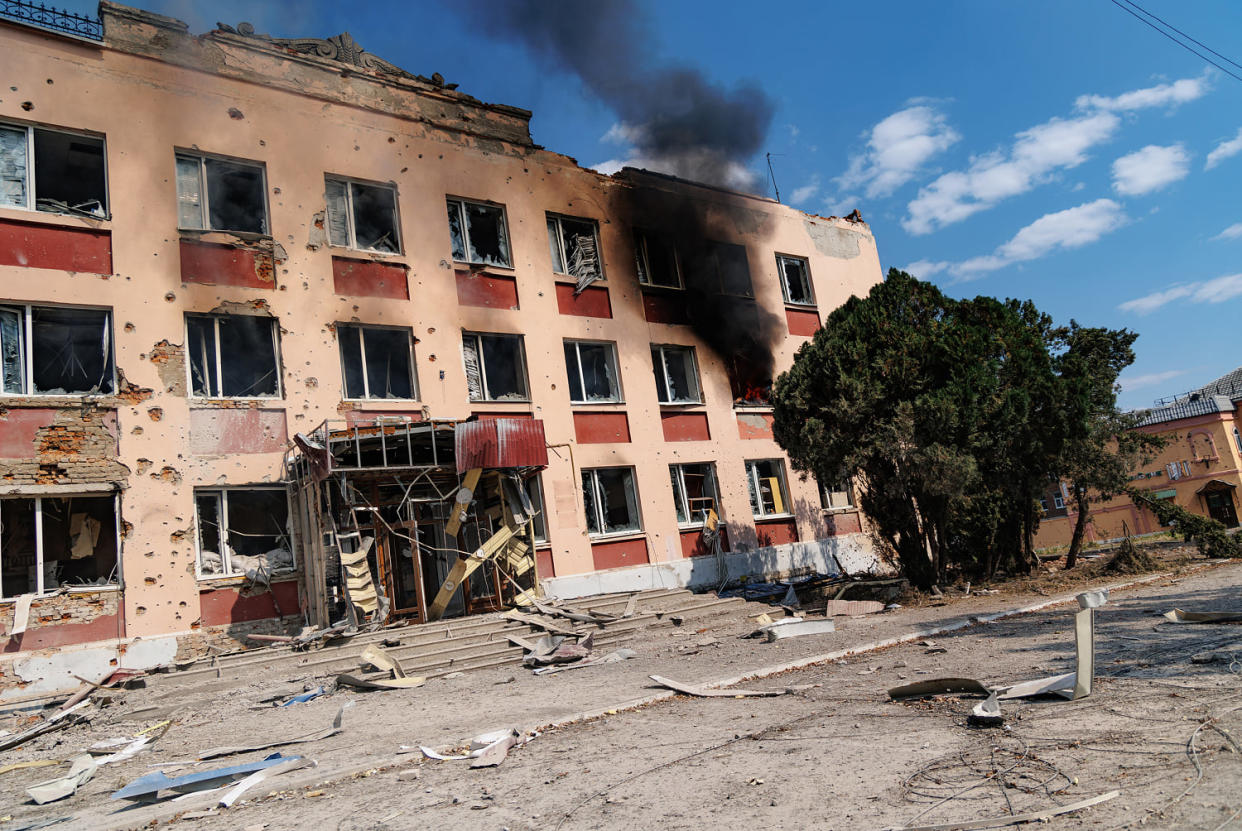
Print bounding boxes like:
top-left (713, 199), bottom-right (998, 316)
top-left (3, 555), bottom-right (1241, 830)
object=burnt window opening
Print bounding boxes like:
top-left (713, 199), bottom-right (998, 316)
top-left (176, 153), bottom-right (268, 235)
top-left (0, 495), bottom-right (119, 597)
top-left (634, 229), bottom-right (681, 289)
top-left (0, 304), bottom-right (115, 395)
top-left (462, 331), bottom-right (528, 402)
top-left (186, 313), bottom-right (281, 398)
top-left (338, 323), bottom-right (418, 400)
top-left (581, 467), bottom-right (641, 536)
top-left (195, 487), bottom-right (292, 579)
top-left (564, 339), bottom-right (621, 404)
top-left (777, 255), bottom-right (815, 306)
top-left (547, 214), bottom-right (602, 292)
top-left (707, 242), bottom-right (754, 298)
top-left (746, 459), bottom-right (790, 518)
top-left (0, 122), bottom-right (107, 217)
top-left (819, 474), bottom-right (855, 511)
top-left (670, 463), bottom-right (720, 526)
top-left (651, 344), bottom-right (702, 405)
top-left (728, 353), bottom-right (772, 406)
top-left (325, 177), bottom-right (400, 253)
top-left (447, 198), bottom-right (511, 267)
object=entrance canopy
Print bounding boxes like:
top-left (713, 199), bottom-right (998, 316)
top-left (1195, 478), bottom-right (1238, 495)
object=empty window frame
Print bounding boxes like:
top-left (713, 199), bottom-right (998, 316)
top-left (186, 314), bottom-right (281, 398)
top-left (670, 463), bottom-right (720, 526)
top-left (325, 176), bottom-right (401, 253)
top-left (0, 495), bottom-right (119, 598)
top-left (651, 344), bottom-right (701, 404)
top-left (194, 487), bottom-right (292, 579)
top-left (447, 198), bottom-right (511, 267)
top-left (710, 242), bottom-right (754, 297)
top-left (525, 474), bottom-right (548, 544)
top-left (634, 229), bottom-right (681, 289)
top-left (175, 152), bottom-right (268, 234)
top-left (746, 459), bottom-right (791, 518)
top-left (0, 122), bottom-right (107, 217)
top-left (339, 324), bottom-right (418, 400)
top-left (547, 214), bottom-right (602, 285)
top-left (819, 475), bottom-right (855, 510)
top-left (462, 332), bottom-right (528, 401)
top-left (0, 304), bottom-right (114, 395)
top-left (581, 467), bottom-right (641, 537)
top-left (564, 339), bottom-right (622, 404)
top-left (777, 254), bottom-right (814, 306)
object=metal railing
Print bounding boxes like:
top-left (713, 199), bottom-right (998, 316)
top-left (0, 1), bottom-right (103, 40)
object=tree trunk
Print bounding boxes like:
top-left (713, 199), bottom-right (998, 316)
top-left (1066, 488), bottom-right (1090, 569)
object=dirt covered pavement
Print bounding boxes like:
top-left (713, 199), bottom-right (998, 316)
top-left (3, 555), bottom-right (1241, 830)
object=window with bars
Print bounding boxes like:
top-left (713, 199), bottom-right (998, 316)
top-left (0, 304), bottom-right (114, 395)
top-left (175, 152), bottom-right (268, 234)
top-left (581, 467), bottom-right (641, 536)
top-left (462, 331), bottom-right (528, 401)
top-left (564, 339), bottom-right (622, 404)
top-left (0, 121), bottom-right (107, 217)
top-left (195, 488), bottom-right (292, 579)
top-left (447, 198), bottom-right (511, 267)
top-left (325, 176), bottom-right (401, 253)
top-left (746, 459), bottom-right (791, 518)
top-left (338, 324), bottom-right (418, 400)
top-left (0, 495), bottom-right (118, 598)
top-left (651, 344), bottom-right (701, 404)
top-left (186, 314), bottom-right (281, 398)
top-left (777, 254), bottom-right (814, 306)
top-left (669, 463), bottom-right (720, 526)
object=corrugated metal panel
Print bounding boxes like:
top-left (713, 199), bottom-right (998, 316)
top-left (455, 418), bottom-right (549, 472)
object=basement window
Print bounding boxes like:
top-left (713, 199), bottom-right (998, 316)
top-left (777, 255), bottom-right (814, 306)
top-left (0, 122), bottom-right (108, 217)
top-left (338, 324), bottom-right (418, 400)
top-left (670, 463), bottom-right (720, 526)
top-left (634, 229), bottom-right (681, 289)
top-left (746, 459), bottom-right (791, 518)
top-left (447, 198), bottom-right (511, 267)
top-left (186, 314), bottom-right (281, 398)
top-left (651, 344), bottom-right (701, 404)
top-left (175, 152), bottom-right (268, 234)
top-left (547, 214), bottom-right (602, 290)
top-left (325, 176), bottom-right (401, 253)
top-left (0, 495), bottom-right (119, 598)
top-left (563, 339), bottom-right (622, 404)
top-left (819, 475), bottom-right (855, 511)
top-left (582, 467), bottom-right (641, 537)
top-left (195, 487), bottom-right (292, 579)
top-left (0, 304), bottom-right (115, 395)
top-left (462, 331), bottom-right (528, 402)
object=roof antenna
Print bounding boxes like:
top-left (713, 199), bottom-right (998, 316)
top-left (766, 152), bottom-right (782, 203)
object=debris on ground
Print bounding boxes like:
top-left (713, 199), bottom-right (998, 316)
top-left (198, 703), bottom-right (352, 760)
top-left (888, 678), bottom-right (990, 700)
top-left (649, 675), bottom-right (812, 698)
top-left (111, 752), bottom-right (306, 802)
top-left (823, 599), bottom-right (885, 616)
top-left (414, 728), bottom-right (531, 769)
top-left (1163, 608), bottom-right (1242, 623)
top-left (761, 619), bottom-right (836, 641)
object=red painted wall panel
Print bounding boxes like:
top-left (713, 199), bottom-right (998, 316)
top-left (2, 609), bottom-right (122, 653)
top-left (0, 217), bottom-right (111, 274)
top-left (535, 547), bottom-right (555, 579)
top-left (198, 581), bottom-right (301, 626)
top-left (660, 412), bottom-right (710, 442)
top-left (179, 239), bottom-right (275, 289)
top-left (555, 283), bottom-right (612, 318)
top-left (755, 517), bottom-right (799, 547)
top-left (573, 412), bottom-right (631, 444)
top-left (825, 511), bottom-right (862, 536)
top-left (189, 408), bottom-right (288, 455)
top-left (0, 408), bottom-right (118, 457)
top-left (455, 270), bottom-right (519, 310)
top-left (785, 307), bottom-right (821, 336)
top-left (679, 526), bottom-right (730, 557)
top-left (641, 292), bottom-right (689, 324)
top-left (736, 411), bottom-right (775, 440)
top-left (590, 536), bottom-right (650, 570)
top-left (332, 257), bottom-right (410, 299)
top-left (343, 410), bottom-right (424, 426)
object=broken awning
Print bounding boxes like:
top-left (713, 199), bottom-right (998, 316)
top-left (455, 418), bottom-right (548, 472)
top-left (1196, 479), bottom-right (1237, 494)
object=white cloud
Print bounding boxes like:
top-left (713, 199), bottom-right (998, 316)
top-left (1075, 72), bottom-right (1211, 112)
top-left (1212, 222), bottom-right (1242, 241)
top-left (836, 105), bottom-right (959, 200)
top-left (1206, 127), bottom-right (1242, 170)
top-left (1119, 273), bottom-right (1242, 314)
top-left (1118, 369), bottom-right (1187, 392)
top-left (1111, 144), bottom-right (1190, 196)
top-left (903, 259), bottom-right (950, 277)
top-left (790, 176), bottom-right (820, 205)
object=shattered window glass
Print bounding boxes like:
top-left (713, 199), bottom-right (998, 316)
top-left (464, 332), bottom-right (527, 401)
top-left (582, 468), bottom-right (640, 536)
top-left (195, 492), bottom-right (223, 576)
top-left (525, 475), bottom-right (548, 544)
top-left (747, 459), bottom-right (789, 517)
top-left (447, 199), bottom-right (511, 267)
top-left (651, 345), bottom-right (700, 404)
top-left (349, 181), bottom-right (399, 252)
top-left (325, 178), bottom-right (350, 246)
top-left (447, 201), bottom-right (466, 262)
top-left (547, 215), bottom-right (601, 290)
top-left (546, 218), bottom-right (565, 273)
top-left (714, 242), bottom-right (753, 297)
top-left (0, 126), bottom-right (29, 209)
top-left (564, 340), bottom-right (620, 403)
top-left (204, 158), bottom-right (267, 234)
top-left (0, 307), bottom-right (25, 394)
top-left (33, 128), bottom-right (106, 217)
top-left (195, 488), bottom-right (291, 579)
top-left (778, 255), bottom-right (814, 305)
top-left (30, 307), bottom-right (113, 394)
top-left (175, 155), bottom-right (204, 230)
top-left (339, 324), bottom-right (416, 399)
top-left (671, 463), bottom-right (718, 526)
top-left (40, 496), bottom-right (118, 590)
top-left (186, 314), bottom-right (280, 398)
top-left (635, 230), bottom-right (680, 288)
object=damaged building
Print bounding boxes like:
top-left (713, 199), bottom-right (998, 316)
top-left (0, 1), bottom-right (882, 697)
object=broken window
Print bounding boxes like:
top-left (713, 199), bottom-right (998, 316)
top-left (564, 339), bottom-right (621, 404)
top-left (462, 331), bottom-right (528, 401)
top-left (195, 487), bottom-right (292, 579)
top-left (634, 229), bottom-right (681, 289)
top-left (525, 474), bottom-right (548, 544)
top-left (547, 214), bottom-right (602, 291)
top-left (447, 198), bottom-right (511, 267)
top-left (338, 324), bottom-right (417, 400)
top-left (325, 176), bottom-right (400, 253)
top-left (0, 122), bottom-right (107, 217)
top-left (581, 467), bottom-right (641, 536)
top-left (670, 463), bottom-right (720, 526)
top-left (746, 459), bottom-right (790, 518)
top-left (651, 344), bottom-right (701, 404)
top-left (0, 304), bottom-right (114, 395)
top-left (176, 152), bottom-right (268, 234)
top-left (712, 242), bottom-right (754, 297)
top-left (0, 495), bottom-right (119, 597)
top-left (819, 474), bottom-right (855, 510)
top-left (777, 254), bottom-right (814, 306)
top-left (186, 313), bottom-right (281, 398)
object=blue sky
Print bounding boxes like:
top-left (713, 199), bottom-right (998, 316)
top-left (56, 0), bottom-right (1242, 409)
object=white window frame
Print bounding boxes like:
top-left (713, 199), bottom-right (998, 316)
top-left (194, 486), bottom-right (294, 580)
top-left (651, 344), bottom-right (702, 405)
top-left (0, 493), bottom-right (121, 599)
top-left (1052, 493), bottom-right (1065, 510)
top-left (1234, 427), bottom-right (1242, 454)
top-left (0, 303), bottom-right (115, 397)
top-left (564, 339), bottom-right (622, 404)
top-left (581, 467), bottom-right (642, 538)
top-left (185, 313), bottom-right (283, 400)
top-left (777, 254), bottom-right (815, 306)
top-left (462, 331), bottom-right (529, 402)
top-left (325, 175), bottom-right (402, 253)
top-left (746, 459), bottom-right (792, 519)
top-left (0, 121), bottom-right (109, 218)
top-left (820, 475), bottom-right (855, 511)
top-left (175, 151), bottom-right (269, 234)
top-left (338, 323), bottom-right (419, 401)
top-left (670, 463), bottom-right (720, 528)
top-left (547, 213), bottom-right (603, 278)
top-left (447, 197), bottom-right (512, 267)
top-left (635, 229), bottom-right (683, 289)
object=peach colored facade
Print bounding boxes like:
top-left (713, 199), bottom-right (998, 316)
top-left (0, 3), bottom-right (882, 690)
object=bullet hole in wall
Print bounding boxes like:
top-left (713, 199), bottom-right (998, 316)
top-left (228, 107), bottom-right (244, 119)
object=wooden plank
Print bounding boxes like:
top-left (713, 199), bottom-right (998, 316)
top-left (445, 468), bottom-right (482, 537)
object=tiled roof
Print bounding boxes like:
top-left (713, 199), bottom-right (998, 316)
top-left (1136, 393), bottom-right (1235, 427)
top-left (1192, 366), bottom-right (1242, 401)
